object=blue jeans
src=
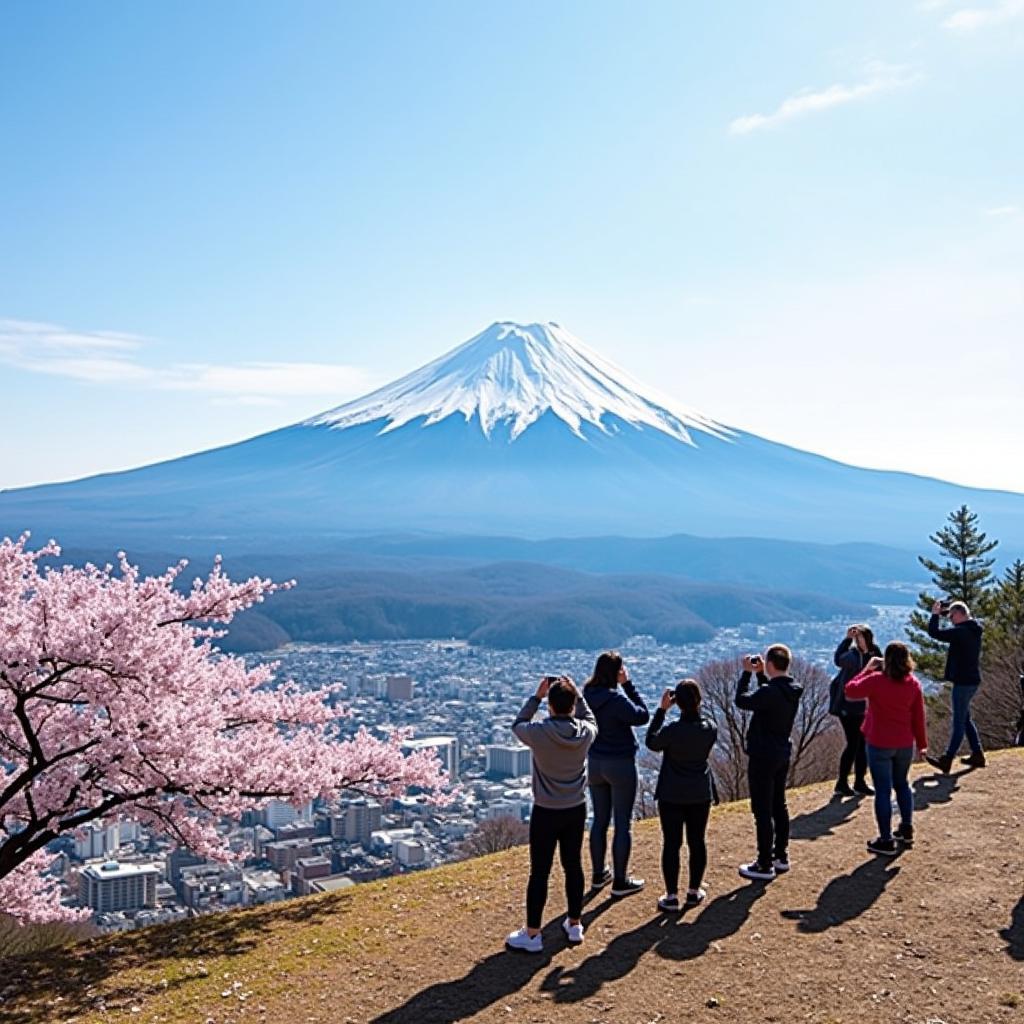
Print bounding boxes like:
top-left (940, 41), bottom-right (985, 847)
top-left (946, 685), bottom-right (982, 757)
top-left (588, 754), bottom-right (638, 884)
top-left (866, 745), bottom-right (913, 841)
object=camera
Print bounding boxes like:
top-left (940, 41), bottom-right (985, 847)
top-left (542, 674), bottom-right (561, 684)
top-left (939, 601), bottom-right (951, 615)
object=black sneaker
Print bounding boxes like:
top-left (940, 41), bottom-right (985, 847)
top-left (866, 837), bottom-right (899, 857)
top-left (925, 753), bottom-right (952, 774)
top-left (657, 893), bottom-right (681, 912)
top-left (738, 860), bottom-right (776, 881)
top-left (961, 751), bottom-right (986, 768)
top-left (591, 867), bottom-right (612, 889)
top-left (853, 779), bottom-right (875, 796)
top-left (894, 823), bottom-right (914, 847)
top-left (772, 856), bottom-right (791, 874)
top-left (833, 781), bottom-right (855, 797)
top-left (610, 876), bottom-right (645, 898)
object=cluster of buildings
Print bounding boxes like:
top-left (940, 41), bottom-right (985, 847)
top-left (57, 609), bottom-right (909, 930)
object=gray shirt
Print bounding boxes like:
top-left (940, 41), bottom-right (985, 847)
top-left (512, 695), bottom-right (597, 810)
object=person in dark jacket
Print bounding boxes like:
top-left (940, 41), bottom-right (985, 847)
top-left (830, 624), bottom-right (882, 797)
top-left (735, 644), bottom-right (803, 881)
top-left (924, 600), bottom-right (986, 773)
top-left (583, 651), bottom-right (650, 898)
top-left (645, 678), bottom-right (718, 911)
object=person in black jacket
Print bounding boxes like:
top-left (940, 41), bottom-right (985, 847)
top-left (924, 600), bottom-right (986, 773)
top-left (735, 644), bottom-right (803, 881)
top-left (830, 624), bottom-right (882, 797)
top-left (583, 651), bottom-right (650, 898)
top-left (645, 679), bottom-right (718, 911)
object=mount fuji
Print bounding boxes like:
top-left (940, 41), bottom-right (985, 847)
top-left (2, 321), bottom-right (1022, 552)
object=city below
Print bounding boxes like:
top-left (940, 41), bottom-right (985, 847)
top-left (58, 605), bottom-right (912, 931)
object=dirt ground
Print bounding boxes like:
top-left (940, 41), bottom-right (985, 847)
top-left (3, 751), bottom-right (1022, 1024)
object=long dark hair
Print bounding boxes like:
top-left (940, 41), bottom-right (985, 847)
top-left (883, 642), bottom-right (914, 680)
top-left (673, 679), bottom-right (702, 722)
top-left (587, 651), bottom-right (622, 689)
top-left (857, 626), bottom-right (881, 657)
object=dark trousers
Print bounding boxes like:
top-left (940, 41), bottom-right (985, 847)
top-left (837, 713), bottom-right (867, 784)
top-left (526, 802), bottom-right (586, 929)
top-left (747, 755), bottom-right (790, 866)
top-left (588, 754), bottom-right (638, 885)
top-left (658, 800), bottom-right (711, 894)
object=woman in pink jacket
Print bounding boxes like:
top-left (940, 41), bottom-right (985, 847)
top-left (845, 642), bottom-right (928, 857)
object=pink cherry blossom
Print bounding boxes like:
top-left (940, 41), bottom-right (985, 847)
top-left (0, 534), bottom-right (449, 924)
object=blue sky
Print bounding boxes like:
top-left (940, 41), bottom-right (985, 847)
top-left (1, 0), bottom-right (1022, 491)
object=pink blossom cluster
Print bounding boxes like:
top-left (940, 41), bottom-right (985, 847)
top-left (0, 534), bottom-right (449, 924)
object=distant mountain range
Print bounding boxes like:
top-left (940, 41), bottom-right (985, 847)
top-left (4, 320), bottom-right (1018, 650)
top-left (2, 321), bottom-right (1021, 551)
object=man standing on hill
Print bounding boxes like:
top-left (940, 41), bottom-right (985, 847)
top-left (505, 676), bottom-right (597, 954)
top-left (925, 600), bottom-right (986, 773)
top-left (735, 645), bottom-right (804, 881)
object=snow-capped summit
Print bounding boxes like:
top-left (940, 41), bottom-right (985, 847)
top-left (305, 321), bottom-right (732, 444)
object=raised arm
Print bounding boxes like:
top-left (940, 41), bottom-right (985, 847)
top-left (927, 613), bottom-right (958, 642)
top-left (618, 678), bottom-right (651, 726)
top-left (735, 670), bottom-right (771, 711)
top-left (645, 706), bottom-right (671, 751)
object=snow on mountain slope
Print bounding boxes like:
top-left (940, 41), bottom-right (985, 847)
top-left (304, 321), bottom-right (733, 444)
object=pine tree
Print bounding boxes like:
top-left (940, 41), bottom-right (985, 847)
top-left (905, 505), bottom-right (998, 678)
top-left (987, 560), bottom-right (1024, 672)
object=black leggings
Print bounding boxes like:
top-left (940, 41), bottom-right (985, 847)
top-left (837, 713), bottom-right (867, 784)
top-left (526, 803), bottom-right (586, 928)
top-left (657, 800), bottom-right (711, 894)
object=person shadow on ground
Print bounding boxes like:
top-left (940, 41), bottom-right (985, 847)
top-left (368, 895), bottom-right (620, 1024)
top-left (789, 793), bottom-right (865, 842)
top-left (539, 882), bottom-right (766, 1004)
top-left (1001, 896), bottom-right (1023, 960)
top-left (780, 856), bottom-right (902, 933)
top-left (912, 768), bottom-right (968, 812)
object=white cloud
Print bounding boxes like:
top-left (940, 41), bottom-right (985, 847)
top-left (942, 0), bottom-right (1024, 30)
top-left (986, 204), bottom-right (1021, 216)
top-left (729, 62), bottom-right (920, 135)
top-left (0, 318), bottom-right (375, 400)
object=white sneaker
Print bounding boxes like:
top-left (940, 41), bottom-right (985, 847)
top-left (772, 857), bottom-right (791, 874)
top-left (562, 918), bottom-right (584, 945)
top-left (505, 927), bottom-right (543, 953)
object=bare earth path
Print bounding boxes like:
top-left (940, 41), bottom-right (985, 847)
top-left (3, 751), bottom-right (1022, 1024)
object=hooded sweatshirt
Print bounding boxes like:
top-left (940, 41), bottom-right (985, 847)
top-left (512, 695), bottom-right (598, 809)
top-left (927, 614), bottom-right (983, 687)
top-left (582, 680), bottom-right (650, 759)
top-left (735, 671), bottom-right (804, 760)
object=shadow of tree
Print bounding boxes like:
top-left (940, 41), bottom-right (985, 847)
top-left (1002, 896), bottom-right (1023, 961)
top-left (789, 793), bottom-right (864, 841)
top-left (539, 883), bottom-right (766, 1004)
top-left (368, 897), bottom-right (618, 1024)
top-left (0, 894), bottom-right (344, 1024)
top-left (780, 856), bottom-right (901, 933)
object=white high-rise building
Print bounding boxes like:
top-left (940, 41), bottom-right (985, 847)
top-left (485, 745), bottom-right (532, 779)
top-left (402, 736), bottom-right (460, 782)
top-left (79, 861), bottom-right (159, 913)
top-left (263, 800), bottom-right (313, 830)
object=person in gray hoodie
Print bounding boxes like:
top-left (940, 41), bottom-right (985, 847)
top-left (505, 676), bottom-right (597, 954)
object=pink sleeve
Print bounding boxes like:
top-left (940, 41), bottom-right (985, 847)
top-left (845, 669), bottom-right (876, 700)
top-left (911, 680), bottom-right (928, 751)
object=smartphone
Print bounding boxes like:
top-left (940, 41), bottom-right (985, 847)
top-left (542, 674), bottom-right (561, 684)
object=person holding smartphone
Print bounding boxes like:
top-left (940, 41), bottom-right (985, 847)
top-left (506, 675), bottom-right (597, 954)
top-left (735, 646), bottom-right (803, 881)
top-left (829, 624), bottom-right (882, 797)
top-left (583, 651), bottom-right (650, 898)
top-left (645, 679), bottom-right (718, 911)
top-left (845, 643), bottom-right (928, 855)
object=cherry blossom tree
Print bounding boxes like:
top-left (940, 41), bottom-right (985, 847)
top-left (0, 535), bottom-right (448, 924)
